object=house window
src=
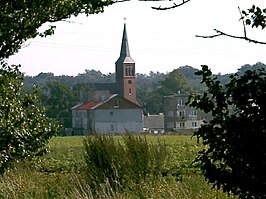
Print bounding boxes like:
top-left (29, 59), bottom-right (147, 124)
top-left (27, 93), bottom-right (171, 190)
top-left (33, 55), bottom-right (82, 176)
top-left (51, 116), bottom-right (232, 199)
top-left (110, 111), bottom-right (113, 116)
top-left (191, 110), bottom-right (197, 116)
top-left (110, 124), bottom-right (114, 131)
top-left (166, 111), bottom-right (174, 117)
top-left (167, 122), bottom-right (174, 129)
top-left (179, 122), bottom-right (185, 129)
top-left (114, 100), bottom-right (120, 108)
top-left (192, 121), bottom-right (197, 128)
top-left (115, 100), bottom-right (120, 106)
top-left (176, 99), bottom-right (185, 108)
top-left (177, 111), bottom-right (185, 117)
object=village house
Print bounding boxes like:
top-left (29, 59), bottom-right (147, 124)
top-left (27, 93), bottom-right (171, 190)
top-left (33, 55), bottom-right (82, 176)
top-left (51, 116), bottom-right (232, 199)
top-left (71, 22), bottom-right (143, 134)
top-left (143, 113), bottom-right (164, 134)
top-left (163, 93), bottom-right (211, 131)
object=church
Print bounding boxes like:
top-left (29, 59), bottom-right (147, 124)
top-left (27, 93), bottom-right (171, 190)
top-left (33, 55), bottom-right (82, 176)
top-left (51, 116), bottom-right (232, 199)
top-left (71, 22), bottom-right (143, 134)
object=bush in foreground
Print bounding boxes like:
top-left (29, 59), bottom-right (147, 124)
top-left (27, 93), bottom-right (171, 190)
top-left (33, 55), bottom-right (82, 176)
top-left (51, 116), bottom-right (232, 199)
top-left (188, 65), bottom-right (266, 198)
top-left (83, 133), bottom-right (169, 195)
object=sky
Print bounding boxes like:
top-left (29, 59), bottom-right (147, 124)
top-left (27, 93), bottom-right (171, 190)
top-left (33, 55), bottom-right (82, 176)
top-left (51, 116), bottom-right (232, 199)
top-left (8, 0), bottom-right (266, 76)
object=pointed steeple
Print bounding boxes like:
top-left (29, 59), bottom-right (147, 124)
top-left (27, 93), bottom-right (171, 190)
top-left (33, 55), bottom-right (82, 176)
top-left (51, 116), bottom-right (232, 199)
top-left (116, 22), bottom-right (134, 64)
top-left (115, 21), bottom-right (137, 104)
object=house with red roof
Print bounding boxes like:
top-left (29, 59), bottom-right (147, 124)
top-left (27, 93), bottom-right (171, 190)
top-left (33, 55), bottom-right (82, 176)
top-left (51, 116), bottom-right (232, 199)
top-left (71, 22), bottom-right (143, 134)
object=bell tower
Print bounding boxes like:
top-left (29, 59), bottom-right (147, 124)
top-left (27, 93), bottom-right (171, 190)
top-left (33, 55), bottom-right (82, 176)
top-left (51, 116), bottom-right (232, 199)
top-left (115, 22), bottom-right (137, 104)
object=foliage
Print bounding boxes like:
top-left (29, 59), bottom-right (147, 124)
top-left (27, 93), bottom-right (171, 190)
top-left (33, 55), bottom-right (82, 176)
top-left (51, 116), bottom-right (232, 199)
top-left (0, 0), bottom-right (116, 59)
top-left (161, 69), bottom-right (192, 94)
top-left (0, 61), bottom-right (61, 175)
top-left (82, 133), bottom-right (169, 193)
top-left (41, 81), bottom-right (77, 128)
top-left (178, 65), bottom-right (205, 91)
top-left (153, 1), bottom-right (266, 44)
top-left (242, 5), bottom-right (266, 29)
top-left (188, 65), bottom-right (266, 198)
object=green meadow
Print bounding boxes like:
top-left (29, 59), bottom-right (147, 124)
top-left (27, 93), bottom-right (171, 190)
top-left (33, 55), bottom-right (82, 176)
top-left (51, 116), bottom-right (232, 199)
top-left (0, 135), bottom-right (236, 199)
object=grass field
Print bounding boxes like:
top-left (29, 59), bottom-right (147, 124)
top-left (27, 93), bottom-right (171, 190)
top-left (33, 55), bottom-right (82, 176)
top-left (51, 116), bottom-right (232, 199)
top-left (0, 135), bottom-right (237, 199)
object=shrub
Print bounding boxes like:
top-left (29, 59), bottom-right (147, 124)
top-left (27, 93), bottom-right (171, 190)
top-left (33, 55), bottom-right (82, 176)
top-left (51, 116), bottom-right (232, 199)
top-left (82, 133), bottom-right (169, 194)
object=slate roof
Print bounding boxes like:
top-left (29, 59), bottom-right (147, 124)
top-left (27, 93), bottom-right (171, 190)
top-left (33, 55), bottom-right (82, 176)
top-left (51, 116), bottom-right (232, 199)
top-left (143, 114), bottom-right (164, 129)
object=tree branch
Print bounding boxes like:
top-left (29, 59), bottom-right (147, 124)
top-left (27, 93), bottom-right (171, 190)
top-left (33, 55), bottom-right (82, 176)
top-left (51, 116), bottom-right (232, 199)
top-left (150, 0), bottom-right (192, 10)
top-left (195, 29), bottom-right (266, 45)
top-left (195, 7), bottom-right (266, 45)
top-left (238, 6), bottom-right (247, 38)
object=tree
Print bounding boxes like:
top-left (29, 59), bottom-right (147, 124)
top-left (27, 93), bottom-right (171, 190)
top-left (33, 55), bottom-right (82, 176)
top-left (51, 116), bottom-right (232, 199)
top-left (0, 62), bottom-right (61, 175)
top-left (41, 81), bottom-right (77, 128)
top-left (0, 0), bottom-right (120, 175)
top-left (188, 65), bottom-right (266, 198)
top-left (150, 1), bottom-right (266, 44)
top-left (0, 0), bottom-right (116, 59)
top-left (143, 69), bottom-right (192, 114)
top-left (161, 69), bottom-right (192, 94)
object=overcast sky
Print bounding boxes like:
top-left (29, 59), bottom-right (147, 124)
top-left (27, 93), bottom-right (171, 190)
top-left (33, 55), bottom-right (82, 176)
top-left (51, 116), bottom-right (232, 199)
top-left (8, 0), bottom-right (266, 76)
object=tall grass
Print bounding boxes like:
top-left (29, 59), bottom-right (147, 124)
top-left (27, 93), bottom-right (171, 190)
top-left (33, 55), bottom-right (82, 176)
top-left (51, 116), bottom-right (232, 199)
top-left (82, 133), bottom-right (170, 196)
top-left (0, 135), bottom-right (237, 198)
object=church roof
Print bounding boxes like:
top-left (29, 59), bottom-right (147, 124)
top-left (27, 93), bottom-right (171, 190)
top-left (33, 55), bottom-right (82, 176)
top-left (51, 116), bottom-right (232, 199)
top-left (72, 94), bottom-right (141, 110)
top-left (115, 23), bottom-right (135, 64)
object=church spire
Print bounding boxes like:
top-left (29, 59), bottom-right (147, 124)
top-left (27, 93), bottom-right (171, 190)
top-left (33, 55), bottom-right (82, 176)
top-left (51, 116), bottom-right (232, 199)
top-left (115, 21), bottom-right (137, 104)
top-left (120, 22), bottom-right (130, 57)
top-left (116, 22), bottom-right (134, 64)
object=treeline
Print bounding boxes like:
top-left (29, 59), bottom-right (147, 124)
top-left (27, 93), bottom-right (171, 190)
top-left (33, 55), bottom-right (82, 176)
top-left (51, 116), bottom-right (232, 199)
top-left (23, 62), bottom-right (266, 129)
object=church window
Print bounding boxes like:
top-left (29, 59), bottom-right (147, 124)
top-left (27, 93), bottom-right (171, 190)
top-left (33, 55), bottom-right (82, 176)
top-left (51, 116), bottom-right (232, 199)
top-left (125, 68), bottom-right (128, 76)
top-left (130, 67), bottom-right (135, 76)
top-left (128, 80), bottom-right (132, 84)
top-left (129, 88), bottom-right (132, 95)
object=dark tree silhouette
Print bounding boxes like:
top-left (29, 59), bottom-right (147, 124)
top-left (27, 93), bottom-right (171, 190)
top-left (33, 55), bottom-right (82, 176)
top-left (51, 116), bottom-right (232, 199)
top-left (188, 65), bottom-right (266, 198)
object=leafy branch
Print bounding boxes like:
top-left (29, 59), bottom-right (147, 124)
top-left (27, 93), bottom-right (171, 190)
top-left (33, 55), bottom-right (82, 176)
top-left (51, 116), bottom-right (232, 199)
top-left (196, 7), bottom-right (266, 44)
